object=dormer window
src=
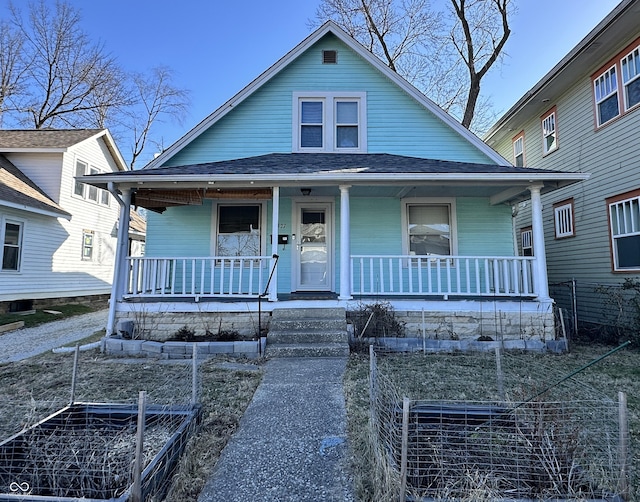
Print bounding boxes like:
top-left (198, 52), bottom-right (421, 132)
top-left (293, 92), bottom-right (367, 152)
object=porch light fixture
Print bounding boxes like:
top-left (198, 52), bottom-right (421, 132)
top-left (301, 188), bottom-right (311, 196)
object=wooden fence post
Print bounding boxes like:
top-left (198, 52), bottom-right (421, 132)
top-left (132, 391), bottom-right (146, 502)
top-left (399, 396), bottom-right (410, 502)
top-left (618, 391), bottom-right (629, 500)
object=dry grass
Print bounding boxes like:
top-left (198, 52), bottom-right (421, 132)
top-left (344, 343), bottom-right (640, 501)
top-left (0, 348), bottom-right (262, 500)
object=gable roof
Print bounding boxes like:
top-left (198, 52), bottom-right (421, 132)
top-left (485, 0), bottom-right (640, 145)
top-left (144, 21), bottom-right (510, 170)
top-left (0, 154), bottom-right (70, 218)
top-left (0, 129), bottom-right (128, 171)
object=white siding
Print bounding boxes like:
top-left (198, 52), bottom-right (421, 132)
top-left (0, 135), bottom-right (122, 302)
top-left (5, 152), bottom-right (64, 203)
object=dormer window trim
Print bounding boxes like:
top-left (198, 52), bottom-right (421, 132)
top-left (292, 91), bottom-right (367, 153)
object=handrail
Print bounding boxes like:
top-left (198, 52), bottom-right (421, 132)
top-left (258, 254), bottom-right (279, 341)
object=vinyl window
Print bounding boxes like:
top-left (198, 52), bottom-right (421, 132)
top-left (73, 160), bottom-right (110, 206)
top-left (82, 230), bottom-right (94, 261)
top-left (294, 92), bottom-right (366, 152)
top-left (2, 220), bottom-right (23, 271)
top-left (401, 199), bottom-right (457, 257)
top-left (215, 204), bottom-right (265, 257)
top-left (513, 133), bottom-right (524, 167)
top-left (621, 44), bottom-right (640, 111)
top-left (594, 65), bottom-right (620, 126)
top-left (541, 109), bottom-right (558, 154)
top-left (608, 192), bottom-right (640, 271)
top-left (521, 228), bottom-right (533, 256)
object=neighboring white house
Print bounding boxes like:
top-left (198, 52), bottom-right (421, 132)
top-left (0, 129), bottom-right (141, 312)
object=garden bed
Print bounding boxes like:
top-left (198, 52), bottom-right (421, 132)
top-left (0, 402), bottom-right (201, 501)
top-left (103, 336), bottom-right (266, 359)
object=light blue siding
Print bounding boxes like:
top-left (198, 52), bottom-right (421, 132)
top-left (457, 198), bottom-right (514, 256)
top-left (165, 33), bottom-right (493, 167)
top-left (146, 203), bottom-right (213, 257)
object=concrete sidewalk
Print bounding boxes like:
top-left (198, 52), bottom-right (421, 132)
top-left (198, 357), bottom-right (354, 502)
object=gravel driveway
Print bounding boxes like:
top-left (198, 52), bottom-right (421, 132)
top-left (0, 309), bottom-right (108, 364)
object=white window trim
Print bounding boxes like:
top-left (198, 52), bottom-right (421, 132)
top-left (608, 193), bottom-right (640, 272)
top-left (1, 217), bottom-right (24, 273)
top-left (541, 110), bottom-right (558, 155)
top-left (621, 44), bottom-right (640, 112)
top-left (210, 201), bottom-right (268, 259)
top-left (521, 228), bottom-right (533, 256)
top-left (400, 198), bottom-right (458, 257)
top-left (553, 201), bottom-right (574, 239)
top-left (593, 64), bottom-right (620, 127)
top-left (72, 157), bottom-right (110, 206)
top-left (292, 91), bottom-right (367, 153)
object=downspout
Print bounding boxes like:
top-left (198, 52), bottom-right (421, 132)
top-left (106, 183), bottom-right (132, 336)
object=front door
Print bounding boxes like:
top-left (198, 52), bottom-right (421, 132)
top-left (293, 202), bottom-right (333, 291)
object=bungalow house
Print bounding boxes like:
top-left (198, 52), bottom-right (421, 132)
top-left (0, 129), bottom-right (140, 312)
top-left (484, 0), bottom-right (640, 336)
top-left (81, 22), bottom-right (587, 344)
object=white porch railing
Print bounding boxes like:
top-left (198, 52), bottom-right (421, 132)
top-left (351, 255), bottom-right (536, 297)
top-left (126, 256), bottom-right (271, 298)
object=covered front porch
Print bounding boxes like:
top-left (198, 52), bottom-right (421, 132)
top-left (78, 153), bottom-right (588, 338)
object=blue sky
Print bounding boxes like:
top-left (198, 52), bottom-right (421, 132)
top-left (2, 0), bottom-right (623, 165)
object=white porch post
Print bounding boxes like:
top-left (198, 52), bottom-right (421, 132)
top-left (106, 186), bottom-right (131, 335)
top-left (339, 185), bottom-right (352, 300)
top-left (269, 186), bottom-right (279, 301)
top-left (529, 184), bottom-right (551, 301)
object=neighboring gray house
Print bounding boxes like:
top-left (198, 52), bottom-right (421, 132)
top-left (485, 0), bottom-right (640, 333)
top-left (0, 129), bottom-right (136, 312)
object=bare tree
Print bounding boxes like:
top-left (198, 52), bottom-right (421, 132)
top-left (9, 0), bottom-right (128, 129)
top-left (313, 0), bottom-right (513, 132)
top-left (0, 19), bottom-right (27, 122)
top-left (125, 66), bottom-right (189, 170)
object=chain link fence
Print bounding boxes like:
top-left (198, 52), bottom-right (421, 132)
top-left (369, 346), bottom-right (631, 501)
top-left (0, 346), bottom-right (203, 501)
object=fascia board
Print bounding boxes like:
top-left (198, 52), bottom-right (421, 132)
top-left (83, 129), bottom-right (129, 172)
top-left (0, 199), bottom-right (71, 219)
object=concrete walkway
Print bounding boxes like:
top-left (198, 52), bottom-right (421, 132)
top-left (0, 309), bottom-right (107, 364)
top-left (198, 357), bottom-right (354, 502)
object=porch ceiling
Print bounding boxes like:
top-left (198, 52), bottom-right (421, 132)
top-left (80, 153), bottom-right (588, 210)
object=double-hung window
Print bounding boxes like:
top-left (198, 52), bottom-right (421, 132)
top-left (512, 132), bottom-right (524, 167)
top-left (621, 44), bottom-right (640, 111)
top-left (553, 199), bottom-right (574, 239)
top-left (541, 108), bottom-right (558, 155)
top-left (594, 65), bottom-right (620, 126)
top-left (402, 199), bottom-right (456, 257)
top-left (2, 220), bottom-right (23, 271)
top-left (294, 92), bottom-right (366, 152)
top-left (215, 203), bottom-right (264, 257)
top-left (82, 230), bottom-right (94, 261)
top-left (607, 190), bottom-right (640, 271)
top-left (74, 159), bottom-right (110, 205)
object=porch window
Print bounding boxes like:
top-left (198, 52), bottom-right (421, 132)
top-left (621, 44), bottom-right (640, 111)
top-left (553, 199), bottom-right (574, 239)
top-left (521, 227), bottom-right (533, 256)
top-left (607, 191), bottom-right (640, 271)
top-left (216, 204), bottom-right (262, 257)
top-left (541, 108), bottom-right (557, 155)
top-left (513, 133), bottom-right (524, 167)
top-left (593, 65), bottom-right (620, 126)
top-left (2, 220), bottom-right (22, 271)
top-left (293, 91), bottom-right (366, 152)
top-left (402, 200), bottom-right (456, 256)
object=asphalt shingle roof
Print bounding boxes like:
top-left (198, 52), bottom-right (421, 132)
top-left (0, 154), bottom-right (70, 217)
top-left (133, 153), bottom-right (548, 177)
top-left (0, 129), bottom-right (102, 149)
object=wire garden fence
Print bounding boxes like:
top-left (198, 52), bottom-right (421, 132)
top-left (368, 346), bottom-right (631, 501)
top-left (0, 346), bottom-right (203, 501)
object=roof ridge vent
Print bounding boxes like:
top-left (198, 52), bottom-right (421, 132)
top-left (323, 50), bottom-right (337, 64)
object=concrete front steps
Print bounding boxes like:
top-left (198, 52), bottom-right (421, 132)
top-left (266, 307), bottom-right (349, 357)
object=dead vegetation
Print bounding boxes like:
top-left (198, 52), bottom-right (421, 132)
top-left (0, 349), bottom-right (262, 500)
